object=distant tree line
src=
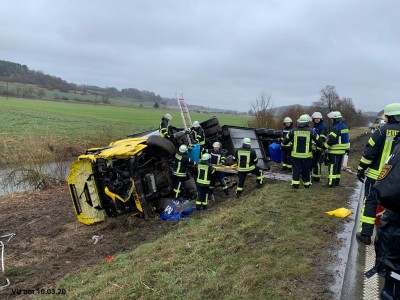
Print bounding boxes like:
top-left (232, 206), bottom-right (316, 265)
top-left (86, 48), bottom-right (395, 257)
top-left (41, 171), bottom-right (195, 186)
top-left (0, 60), bottom-right (167, 103)
top-left (249, 85), bottom-right (371, 129)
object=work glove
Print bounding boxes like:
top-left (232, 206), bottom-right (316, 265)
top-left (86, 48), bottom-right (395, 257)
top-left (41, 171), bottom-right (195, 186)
top-left (357, 168), bottom-right (365, 183)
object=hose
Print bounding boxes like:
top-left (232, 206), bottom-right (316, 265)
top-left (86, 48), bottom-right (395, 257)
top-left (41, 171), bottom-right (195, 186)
top-left (0, 233), bottom-right (16, 291)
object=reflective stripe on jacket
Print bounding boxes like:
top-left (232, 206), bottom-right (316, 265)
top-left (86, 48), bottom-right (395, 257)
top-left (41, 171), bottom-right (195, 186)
top-left (159, 117), bottom-right (169, 138)
top-left (233, 147), bottom-right (258, 171)
top-left (282, 126), bottom-right (324, 158)
top-left (326, 122), bottom-right (350, 154)
top-left (173, 152), bottom-right (195, 177)
top-left (196, 163), bottom-right (215, 186)
top-left (359, 123), bottom-right (400, 180)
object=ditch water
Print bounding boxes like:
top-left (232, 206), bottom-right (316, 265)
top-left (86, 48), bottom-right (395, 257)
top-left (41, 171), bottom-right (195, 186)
top-left (0, 161), bottom-right (71, 196)
top-left (329, 181), bottom-right (364, 299)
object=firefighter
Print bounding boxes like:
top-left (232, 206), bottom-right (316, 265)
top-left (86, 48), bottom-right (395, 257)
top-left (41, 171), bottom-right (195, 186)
top-left (281, 117), bottom-right (293, 172)
top-left (356, 103), bottom-right (400, 245)
top-left (325, 111), bottom-right (350, 187)
top-left (196, 153), bottom-right (215, 210)
top-left (311, 112), bottom-right (328, 182)
top-left (282, 114), bottom-right (326, 189)
top-left (208, 142), bottom-right (230, 197)
top-left (233, 137), bottom-right (264, 198)
top-left (190, 121), bottom-right (206, 153)
top-left (172, 144), bottom-right (196, 199)
top-left (365, 137), bottom-right (400, 299)
top-left (159, 113), bottom-right (173, 138)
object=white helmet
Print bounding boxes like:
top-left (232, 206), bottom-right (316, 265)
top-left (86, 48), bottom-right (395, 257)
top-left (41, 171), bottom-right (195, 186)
top-left (179, 144), bottom-right (188, 153)
top-left (212, 142), bottom-right (221, 148)
top-left (201, 153), bottom-right (210, 161)
top-left (297, 114), bottom-right (311, 123)
top-left (327, 111), bottom-right (342, 119)
top-left (283, 117), bottom-right (292, 123)
top-left (311, 112), bottom-right (323, 119)
top-left (242, 137), bottom-right (251, 145)
top-left (164, 113), bottom-right (172, 120)
top-left (192, 121), bottom-right (200, 128)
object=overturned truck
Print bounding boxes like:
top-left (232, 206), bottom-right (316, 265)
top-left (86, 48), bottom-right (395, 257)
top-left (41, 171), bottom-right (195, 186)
top-left (67, 117), bottom-right (283, 224)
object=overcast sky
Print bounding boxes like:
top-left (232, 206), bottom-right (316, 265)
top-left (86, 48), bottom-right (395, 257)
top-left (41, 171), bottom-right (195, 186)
top-left (1, 0), bottom-right (399, 112)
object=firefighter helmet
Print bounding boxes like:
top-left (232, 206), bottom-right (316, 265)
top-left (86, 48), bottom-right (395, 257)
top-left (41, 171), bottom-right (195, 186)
top-left (384, 103), bottom-right (400, 116)
top-left (327, 111), bottom-right (342, 119)
top-left (283, 117), bottom-right (292, 123)
top-left (179, 144), bottom-right (188, 153)
top-left (297, 114), bottom-right (311, 123)
top-left (212, 142), bottom-right (221, 148)
top-left (201, 153), bottom-right (210, 162)
top-left (242, 138), bottom-right (251, 146)
top-left (164, 113), bottom-right (172, 120)
top-left (192, 121), bottom-right (200, 128)
top-left (311, 112), bottom-right (323, 119)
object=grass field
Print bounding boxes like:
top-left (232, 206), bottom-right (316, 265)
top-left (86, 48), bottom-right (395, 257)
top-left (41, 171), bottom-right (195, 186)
top-left (0, 96), bottom-right (250, 164)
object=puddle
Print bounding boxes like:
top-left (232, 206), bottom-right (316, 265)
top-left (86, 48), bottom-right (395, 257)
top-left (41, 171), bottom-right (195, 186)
top-left (0, 161), bottom-right (70, 195)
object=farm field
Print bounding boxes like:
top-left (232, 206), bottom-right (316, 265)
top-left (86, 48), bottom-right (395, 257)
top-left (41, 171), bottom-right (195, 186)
top-left (0, 96), bottom-right (250, 165)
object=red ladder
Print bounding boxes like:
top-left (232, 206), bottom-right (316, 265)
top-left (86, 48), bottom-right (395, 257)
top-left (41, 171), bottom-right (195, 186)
top-left (177, 94), bottom-right (193, 130)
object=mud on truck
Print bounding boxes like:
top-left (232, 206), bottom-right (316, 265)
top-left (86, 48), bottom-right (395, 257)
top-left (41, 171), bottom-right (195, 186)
top-left (67, 117), bottom-right (283, 225)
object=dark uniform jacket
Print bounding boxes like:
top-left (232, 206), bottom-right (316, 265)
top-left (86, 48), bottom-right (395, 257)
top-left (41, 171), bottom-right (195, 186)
top-left (207, 149), bottom-right (226, 165)
top-left (159, 117), bottom-right (170, 138)
top-left (326, 121), bottom-right (350, 155)
top-left (359, 121), bottom-right (400, 180)
top-left (281, 125), bottom-right (293, 148)
top-left (282, 125), bottom-right (325, 158)
top-left (196, 162), bottom-right (215, 187)
top-left (172, 151), bottom-right (196, 177)
top-left (233, 147), bottom-right (258, 172)
top-left (191, 127), bottom-right (205, 145)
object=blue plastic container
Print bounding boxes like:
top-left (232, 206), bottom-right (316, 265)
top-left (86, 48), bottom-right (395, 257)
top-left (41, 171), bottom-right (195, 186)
top-left (269, 142), bottom-right (282, 163)
top-left (188, 144), bottom-right (200, 162)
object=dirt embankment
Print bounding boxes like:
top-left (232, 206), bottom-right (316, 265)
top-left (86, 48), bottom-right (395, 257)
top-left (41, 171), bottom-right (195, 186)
top-left (0, 185), bottom-right (182, 299)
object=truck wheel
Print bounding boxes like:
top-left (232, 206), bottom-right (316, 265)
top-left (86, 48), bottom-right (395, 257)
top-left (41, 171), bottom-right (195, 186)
top-left (274, 130), bottom-right (283, 138)
top-left (256, 128), bottom-right (268, 136)
top-left (146, 135), bottom-right (176, 155)
top-left (205, 124), bottom-right (222, 137)
top-left (200, 117), bottom-right (219, 129)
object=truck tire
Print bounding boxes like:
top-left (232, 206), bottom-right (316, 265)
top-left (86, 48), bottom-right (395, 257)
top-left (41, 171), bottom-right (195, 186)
top-left (146, 135), bottom-right (176, 155)
top-left (274, 130), bottom-right (283, 138)
top-left (205, 124), bottom-right (222, 137)
top-left (200, 117), bottom-right (219, 129)
top-left (256, 128), bottom-right (268, 136)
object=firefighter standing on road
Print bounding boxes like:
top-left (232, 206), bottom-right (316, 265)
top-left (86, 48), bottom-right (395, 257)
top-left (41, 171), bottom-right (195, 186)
top-left (196, 153), bottom-right (215, 210)
top-left (281, 117), bottom-right (293, 171)
top-left (365, 136), bottom-right (400, 299)
top-left (233, 138), bottom-right (264, 198)
top-left (356, 103), bottom-right (400, 245)
top-left (159, 113), bottom-right (173, 138)
top-left (282, 114), bottom-right (326, 189)
top-left (325, 111), bottom-right (350, 187)
top-left (207, 142), bottom-right (230, 198)
top-left (172, 144), bottom-right (196, 199)
top-left (311, 112), bottom-right (328, 182)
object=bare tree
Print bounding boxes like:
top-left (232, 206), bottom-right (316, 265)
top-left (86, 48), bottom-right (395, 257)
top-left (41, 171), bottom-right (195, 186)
top-left (248, 92), bottom-right (275, 128)
top-left (279, 105), bottom-right (310, 127)
top-left (311, 85), bottom-right (341, 115)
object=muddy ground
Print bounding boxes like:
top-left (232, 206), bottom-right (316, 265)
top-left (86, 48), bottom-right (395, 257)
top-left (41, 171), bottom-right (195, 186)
top-left (0, 132), bottom-right (370, 299)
